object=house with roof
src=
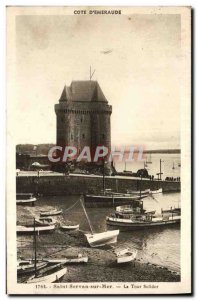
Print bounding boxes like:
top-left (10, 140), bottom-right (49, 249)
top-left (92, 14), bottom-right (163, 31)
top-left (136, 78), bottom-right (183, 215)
top-left (55, 81), bottom-right (112, 155)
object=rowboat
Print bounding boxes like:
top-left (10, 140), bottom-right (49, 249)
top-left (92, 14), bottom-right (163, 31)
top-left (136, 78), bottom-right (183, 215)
top-left (106, 215), bottom-right (180, 230)
top-left (44, 255), bottom-right (88, 264)
top-left (117, 249), bottom-right (138, 264)
top-left (35, 217), bottom-right (56, 226)
top-left (17, 224), bottom-right (55, 234)
top-left (16, 193), bottom-right (37, 205)
top-left (149, 188), bottom-right (162, 195)
top-left (85, 230), bottom-right (119, 247)
top-left (17, 261), bottom-right (47, 275)
top-left (40, 209), bottom-right (62, 217)
top-left (26, 266), bottom-right (67, 283)
top-left (60, 224), bottom-right (79, 231)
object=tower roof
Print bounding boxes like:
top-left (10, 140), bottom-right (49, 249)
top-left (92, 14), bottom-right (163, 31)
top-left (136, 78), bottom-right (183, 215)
top-left (59, 81), bottom-right (108, 103)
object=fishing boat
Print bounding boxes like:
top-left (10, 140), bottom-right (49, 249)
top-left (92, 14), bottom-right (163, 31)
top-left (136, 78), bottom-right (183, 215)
top-left (17, 260), bottom-right (47, 275)
top-left (80, 197), bottom-right (119, 247)
top-left (24, 219), bottom-right (67, 284)
top-left (17, 224), bottom-right (55, 234)
top-left (44, 254), bottom-right (88, 264)
top-left (16, 193), bottom-right (37, 206)
top-left (84, 193), bottom-right (148, 208)
top-left (149, 188), bottom-right (163, 195)
top-left (116, 249), bottom-right (137, 264)
top-left (106, 214), bottom-right (180, 230)
top-left (60, 223), bottom-right (79, 231)
top-left (40, 209), bottom-right (62, 217)
top-left (35, 217), bottom-right (56, 226)
top-left (116, 205), bottom-right (155, 216)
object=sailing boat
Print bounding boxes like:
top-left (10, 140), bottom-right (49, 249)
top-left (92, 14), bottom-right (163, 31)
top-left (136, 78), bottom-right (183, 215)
top-left (26, 218), bottom-right (67, 284)
top-left (84, 158), bottom-right (147, 207)
top-left (80, 198), bottom-right (119, 247)
top-left (146, 154), bottom-right (152, 164)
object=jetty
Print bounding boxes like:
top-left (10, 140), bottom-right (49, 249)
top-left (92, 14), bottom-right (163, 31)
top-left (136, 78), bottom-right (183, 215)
top-left (16, 171), bottom-right (180, 196)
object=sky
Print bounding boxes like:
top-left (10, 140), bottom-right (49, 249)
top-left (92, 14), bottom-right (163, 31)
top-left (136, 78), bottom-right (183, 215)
top-left (14, 11), bottom-right (181, 150)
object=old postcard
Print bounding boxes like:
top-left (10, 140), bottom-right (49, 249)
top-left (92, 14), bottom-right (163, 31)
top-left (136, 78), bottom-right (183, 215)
top-left (6, 6), bottom-right (191, 294)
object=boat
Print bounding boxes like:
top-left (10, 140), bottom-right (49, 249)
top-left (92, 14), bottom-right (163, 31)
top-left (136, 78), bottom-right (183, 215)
top-left (24, 219), bottom-right (67, 284)
top-left (126, 189), bottom-right (150, 196)
top-left (60, 223), bottom-right (79, 231)
top-left (85, 230), bottom-right (119, 248)
top-left (84, 193), bottom-right (148, 208)
top-left (44, 254), bottom-right (88, 264)
top-left (40, 209), bottom-right (62, 216)
top-left (106, 214), bottom-right (180, 230)
top-left (17, 260), bottom-right (47, 275)
top-left (80, 197), bottom-right (119, 247)
top-left (35, 217), bottom-right (56, 226)
top-left (17, 224), bottom-right (55, 234)
top-left (149, 188), bottom-right (163, 195)
top-left (117, 249), bottom-right (137, 264)
top-left (116, 205), bottom-right (155, 216)
top-left (16, 193), bottom-right (37, 206)
top-left (26, 265), bottom-right (67, 284)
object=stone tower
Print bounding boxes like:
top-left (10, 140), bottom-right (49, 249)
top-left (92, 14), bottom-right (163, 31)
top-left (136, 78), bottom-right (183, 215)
top-left (55, 81), bottom-right (112, 156)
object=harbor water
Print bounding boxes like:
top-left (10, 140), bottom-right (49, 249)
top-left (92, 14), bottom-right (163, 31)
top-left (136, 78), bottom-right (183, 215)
top-left (17, 153), bottom-right (181, 277)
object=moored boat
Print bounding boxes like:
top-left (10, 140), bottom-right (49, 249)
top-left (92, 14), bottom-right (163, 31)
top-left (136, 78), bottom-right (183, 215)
top-left (35, 217), bottom-right (56, 226)
top-left (26, 266), bottom-right (67, 284)
top-left (40, 209), bottom-right (62, 217)
top-left (17, 224), bottom-right (55, 234)
top-left (117, 249), bottom-right (138, 264)
top-left (149, 188), bottom-right (163, 195)
top-left (106, 214), bottom-right (180, 230)
top-left (126, 189), bottom-right (150, 196)
top-left (44, 254), bottom-right (88, 264)
top-left (60, 223), bottom-right (79, 231)
top-left (85, 230), bottom-right (119, 247)
top-left (17, 261), bottom-right (47, 275)
top-left (16, 193), bottom-right (37, 206)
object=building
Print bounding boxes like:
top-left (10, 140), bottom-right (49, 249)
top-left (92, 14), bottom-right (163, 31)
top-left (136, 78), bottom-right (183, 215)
top-left (55, 81), bottom-right (112, 156)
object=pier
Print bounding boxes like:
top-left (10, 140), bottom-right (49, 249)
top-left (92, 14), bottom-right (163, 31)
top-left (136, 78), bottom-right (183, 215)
top-left (16, 171), bottom-right (180, 196)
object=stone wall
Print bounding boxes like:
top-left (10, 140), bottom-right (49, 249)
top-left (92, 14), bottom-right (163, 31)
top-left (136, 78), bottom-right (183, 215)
top-left (16, 174), bottom-right (181, 196)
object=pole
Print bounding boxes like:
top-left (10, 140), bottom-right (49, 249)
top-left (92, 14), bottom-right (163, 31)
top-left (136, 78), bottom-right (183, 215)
top-left (103, 157), bottom-right (105, 194)
top-left (33, 218), bottom-right (37, 277)
top-left (140, 176), bottom-right (142, 198)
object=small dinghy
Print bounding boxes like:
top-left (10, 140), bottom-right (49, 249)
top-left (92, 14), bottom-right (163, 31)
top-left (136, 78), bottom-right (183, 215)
top-left (117, 249), bottom-right (137, 264)
top-left (40, 209), bottom-right (62, 217)
top-left (17, 260), bottom-right (47, 275)
top-left (35, 217), bottom-right (56, 226)
top-left (16, 193), bottom-right (37, 206)
top-left (60, 223), bottom-right (79, 231)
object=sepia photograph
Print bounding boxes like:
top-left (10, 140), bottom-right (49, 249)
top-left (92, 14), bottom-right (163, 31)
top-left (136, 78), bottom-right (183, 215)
top-left (6, 6), bottom-right (191, 294)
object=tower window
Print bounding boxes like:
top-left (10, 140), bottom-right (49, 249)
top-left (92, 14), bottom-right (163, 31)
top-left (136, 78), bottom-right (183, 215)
top-left (71, 134), bottom-right (73, 140)
top-left (102, 134), bottom-right (105, 139)
top-left (81, 117), bottom-right (83, 123)
top-left (82, 134), bottom-right (85, 139)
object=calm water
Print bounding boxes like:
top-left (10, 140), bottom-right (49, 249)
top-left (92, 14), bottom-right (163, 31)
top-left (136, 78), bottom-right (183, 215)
top-left (18, 154), bottom-right (181, 273)
top-left (115, 153), bottom-right (181, 179)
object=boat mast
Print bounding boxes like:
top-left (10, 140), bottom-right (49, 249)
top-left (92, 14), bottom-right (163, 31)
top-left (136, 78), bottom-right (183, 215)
top-left (80, 197), bottom-right (94, 235)
top-left (33, 218), bottom-right (37, 277)
top-left (103, 156), bottom-right (105, 194)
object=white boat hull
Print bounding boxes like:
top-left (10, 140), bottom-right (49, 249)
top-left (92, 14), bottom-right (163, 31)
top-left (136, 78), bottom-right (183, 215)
top-left (60, 224), bottom-right (79, 230)
top-left (40, 210), bottom-right (62, 216)
top-left (85, 230), bottom-right (119, 247)
top-left (17, 224), bottom-right (55, 234)
top-left (26, 267), bottom-right (67, 284)
top-left (117, 250), bottom-right (137, 264)
top-left (45, 257), bottom-right (88, 264)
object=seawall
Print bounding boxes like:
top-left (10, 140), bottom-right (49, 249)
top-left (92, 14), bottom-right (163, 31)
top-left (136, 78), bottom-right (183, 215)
top-left (16, 172), bottom-right (181, 195)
